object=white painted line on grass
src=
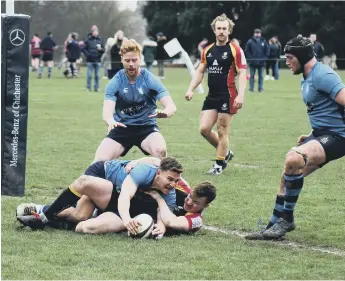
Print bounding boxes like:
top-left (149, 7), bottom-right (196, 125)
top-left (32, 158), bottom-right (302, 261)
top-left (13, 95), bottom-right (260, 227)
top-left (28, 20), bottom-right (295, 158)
top-left (233, 163), bottom-right (261, 169)
top-left (204, 225), bottom-right (345, 257)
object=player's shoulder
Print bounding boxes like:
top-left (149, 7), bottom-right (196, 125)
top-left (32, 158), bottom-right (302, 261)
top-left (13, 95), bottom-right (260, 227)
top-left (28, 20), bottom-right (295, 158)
top-left (141, 68), bottom-right (157, 82)
top-left (204, 43), bottom-right (216, 53)
top-left (228, 41), bottom-right (242, 50)
top-left (312, 63), bottom-right (339, 80)
top-left (114, 69), bottom-right (126, 81)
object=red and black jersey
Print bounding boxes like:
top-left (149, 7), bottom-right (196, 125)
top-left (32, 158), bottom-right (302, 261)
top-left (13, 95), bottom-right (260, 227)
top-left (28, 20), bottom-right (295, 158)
top-left (31, 37), bottom-right (42, 55)
top-left (172, 178), bottom-right (203, 233)
top-left (201, 42), bottom-right (247, 100)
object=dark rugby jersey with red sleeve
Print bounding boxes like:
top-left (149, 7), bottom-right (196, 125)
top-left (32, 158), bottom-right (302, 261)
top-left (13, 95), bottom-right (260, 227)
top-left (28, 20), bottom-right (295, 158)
top-left (171, 178), bottom-right (203, 233)
top-left (201, 42), bottom-right (247, 100)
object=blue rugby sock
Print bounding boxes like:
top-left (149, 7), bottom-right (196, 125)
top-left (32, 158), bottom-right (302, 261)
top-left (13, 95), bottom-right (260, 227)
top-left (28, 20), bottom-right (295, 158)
top-left (267, 195), bottom-right (285, 229)
top-left (283, 174), bottom-right (304, 222)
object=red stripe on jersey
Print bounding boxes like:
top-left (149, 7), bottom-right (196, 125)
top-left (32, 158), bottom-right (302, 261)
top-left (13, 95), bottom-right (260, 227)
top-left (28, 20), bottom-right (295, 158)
top-left (185, 212), bottom-right (203, 232)
top-left (201, 43), bottom-right (215, 64)
top-left (227, 62), bottom-right (238, 114)
top-left (229, 42), bottom-right (247, 72)
top-left (175, 177), bottom-right (191, 194)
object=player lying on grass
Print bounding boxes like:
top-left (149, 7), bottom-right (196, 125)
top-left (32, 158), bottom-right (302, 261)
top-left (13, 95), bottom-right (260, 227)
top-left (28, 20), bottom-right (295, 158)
top-left (17, 157), bottom-right (183, 236)
top-left (17, 176), bottom-right (217, 236)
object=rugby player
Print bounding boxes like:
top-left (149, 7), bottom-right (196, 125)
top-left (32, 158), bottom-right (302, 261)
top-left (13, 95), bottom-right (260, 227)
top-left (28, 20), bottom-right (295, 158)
top-left (95, 39), bottom-right (176, 162)
top-left (17, 157), bottom-right (183, 235)
top-left (185, 14), bottom-right (247, 175)
top-left (245, 37), bottom-right (345, 240)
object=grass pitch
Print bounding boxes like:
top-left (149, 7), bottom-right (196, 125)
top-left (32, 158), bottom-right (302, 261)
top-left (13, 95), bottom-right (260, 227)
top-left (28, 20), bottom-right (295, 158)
top-left (1, 67), bottom-right (345, 280)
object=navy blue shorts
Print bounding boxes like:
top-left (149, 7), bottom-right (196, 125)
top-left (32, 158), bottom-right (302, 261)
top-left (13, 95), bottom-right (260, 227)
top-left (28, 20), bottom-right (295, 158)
top-left (106, 125), bottom-right (160, 156)
top-left (84, 161), bottom-right (106, 178)
top-left (301, 129), bottom-right (345, 166)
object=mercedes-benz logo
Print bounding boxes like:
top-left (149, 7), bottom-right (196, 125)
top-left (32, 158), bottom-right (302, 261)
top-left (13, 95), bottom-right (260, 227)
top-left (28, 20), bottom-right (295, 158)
top-left (9, 29), bottom-right (25, 46)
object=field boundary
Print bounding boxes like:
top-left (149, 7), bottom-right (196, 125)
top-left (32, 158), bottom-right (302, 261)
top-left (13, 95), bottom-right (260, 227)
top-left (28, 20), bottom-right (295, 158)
top-left (204, 225), bottom-right (345, 257)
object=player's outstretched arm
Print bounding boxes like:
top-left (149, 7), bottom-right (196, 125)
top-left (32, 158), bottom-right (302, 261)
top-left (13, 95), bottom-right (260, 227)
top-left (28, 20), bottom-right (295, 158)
top-left (156, 96), bottom-right (177, 118)
top-left (151, 212), bottom-right (166, 239)
top-left (145, 191), bottom-right (190, 232)
top-left (185, 63), bottom-right (207, 101)
top-left (103, 100), bottom-right (116, 124)
top-left (118, 176), bottom-right (140, 235)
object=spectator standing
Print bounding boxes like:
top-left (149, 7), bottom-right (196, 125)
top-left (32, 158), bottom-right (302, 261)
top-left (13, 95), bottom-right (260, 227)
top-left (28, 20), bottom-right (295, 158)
top-left (142, 36), bottom-right (157, 72)
top-left (82, 28), bottom-right (104, 92)
top-left (109, 30), bottom-right (126, 79)
top-left (265, 37), bottom-right (280, 81)
top-left (245, 28), bottom-right (269, 92)
top-left (156, 32), bottom-right (167, 79)
top-left (309, 33), bottom-right (325, 62)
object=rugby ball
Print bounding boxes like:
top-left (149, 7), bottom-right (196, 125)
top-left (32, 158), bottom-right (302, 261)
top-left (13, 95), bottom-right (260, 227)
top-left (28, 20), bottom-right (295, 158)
top-left (128, 213), bottom-right (154, 239)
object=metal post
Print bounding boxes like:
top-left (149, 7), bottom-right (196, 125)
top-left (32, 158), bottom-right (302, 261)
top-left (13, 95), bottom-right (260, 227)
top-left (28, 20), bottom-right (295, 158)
top-left (6, 0), bottom-right (15, 16)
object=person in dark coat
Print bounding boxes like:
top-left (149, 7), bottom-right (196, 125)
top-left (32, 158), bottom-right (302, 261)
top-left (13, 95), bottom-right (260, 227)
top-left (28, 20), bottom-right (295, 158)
top-left (65, 33), bottom-right (81, 78)
top-left (156, 32), bottom-right (167, 79)
top-left (245, 29), bottom-right (270, 92)
top-left (82, 29), bottom-right (104, 92)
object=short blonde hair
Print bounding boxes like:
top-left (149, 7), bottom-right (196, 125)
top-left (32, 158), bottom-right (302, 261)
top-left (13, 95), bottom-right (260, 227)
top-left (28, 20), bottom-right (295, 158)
top-left (120, 39), bottom-right (142, 56)
top-left (211, 13), bottom-right (235, 34)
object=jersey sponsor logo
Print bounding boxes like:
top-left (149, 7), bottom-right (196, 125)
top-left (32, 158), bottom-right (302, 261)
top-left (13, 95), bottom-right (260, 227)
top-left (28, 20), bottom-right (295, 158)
top-left (123, 88), bottom-right (128, 94)
top-left (212, 59), bottom-right (218, 66)
top-left (138, 87), bottom-right (144, 95)
top-left (222, 52), bottom-right (228, 59)
top-left (221, 103), bottom-right (228, 110)
top-left (207, 53), bottom-right (212, 58)
top-left (319, 136), bottom-right (329, 144)
top-left (208, 66), bottom-right (223, 74)
top-left (190, 216), bottom-right (202, 229)
top-left (120, 102), bottom-right (147, 116)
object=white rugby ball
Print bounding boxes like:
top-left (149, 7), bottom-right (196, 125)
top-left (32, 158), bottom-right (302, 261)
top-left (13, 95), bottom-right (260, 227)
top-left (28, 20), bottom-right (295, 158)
top-left (129, 213), bottom-right (154, 239)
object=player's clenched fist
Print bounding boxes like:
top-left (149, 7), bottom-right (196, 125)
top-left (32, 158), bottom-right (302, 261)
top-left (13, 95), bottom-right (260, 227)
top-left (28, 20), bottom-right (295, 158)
top-left (185, 91), bottom-right (194, 101)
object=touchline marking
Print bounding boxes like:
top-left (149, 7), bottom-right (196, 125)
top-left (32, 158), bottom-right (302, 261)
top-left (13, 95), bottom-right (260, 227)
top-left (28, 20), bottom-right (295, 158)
top-left (204, 225), bottom-right (345, 257)
top-left (233, 163), bottom-right (261, 169)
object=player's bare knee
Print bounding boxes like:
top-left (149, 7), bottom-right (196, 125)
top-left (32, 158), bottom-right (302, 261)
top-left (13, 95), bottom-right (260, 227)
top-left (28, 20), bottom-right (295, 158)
top-left (75, 221), bottom-right (86, 233)
top-left (284, 151), bottom-right (305, 172)
top-left (73, 175), bottom-right (91, 191)
top-left (75, 221), bottom-right (98, 234)
top-left (155, 147), bottom-right (167, 158)
top-left (199, 126), bottom-right (211, 137)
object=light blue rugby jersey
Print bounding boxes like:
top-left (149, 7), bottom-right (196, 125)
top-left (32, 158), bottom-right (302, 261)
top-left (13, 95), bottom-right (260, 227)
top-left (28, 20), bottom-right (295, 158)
top-left (104, 68), bottom-right (169, 126)
top-left (104, 160), bottom-right (176, 209)
top-left (301, 62), bottom-right (345, 137)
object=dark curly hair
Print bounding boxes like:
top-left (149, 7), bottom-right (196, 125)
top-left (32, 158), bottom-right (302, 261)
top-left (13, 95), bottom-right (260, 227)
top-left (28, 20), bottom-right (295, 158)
top-left (193, 181), bottom-right (217, 204)
top-left (159, 157), bottom-right (183, 174)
